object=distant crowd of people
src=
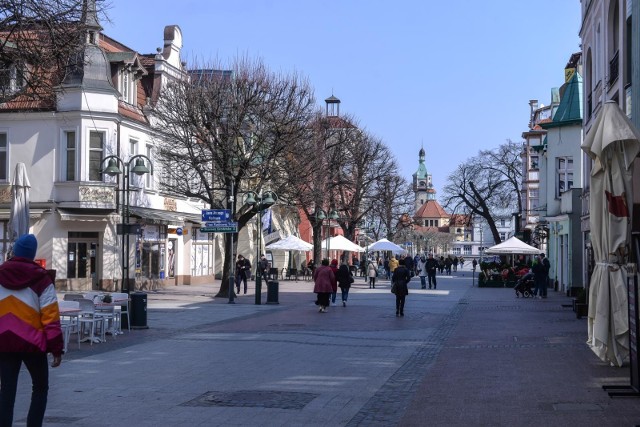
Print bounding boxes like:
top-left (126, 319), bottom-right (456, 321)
top-left (312, 252), bottom-right (471, 317)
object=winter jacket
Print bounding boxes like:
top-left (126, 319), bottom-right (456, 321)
top-left (391, 266), bottom-right (411, 296)
top-left (417, 258), bottom-right (427, 277)
top-left (313, 265), bottom-right (336, 293)
top-left (389, 257), bottom-right (399, 272)
top-left (336, 264), bottom-right (353, 289)
top-left (0, 257), bottom-right (63, 356)
top-left (367, 262), bottom-right (377, 278)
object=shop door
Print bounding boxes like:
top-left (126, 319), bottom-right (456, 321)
top-left (67, 240), bottom-right (99, 290)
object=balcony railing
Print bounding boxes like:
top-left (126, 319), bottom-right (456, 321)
top-left (609, 50), bottom-right (619, 87)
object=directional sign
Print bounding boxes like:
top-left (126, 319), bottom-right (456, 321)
top-left (201, 209), bottom-right (231, 222)
top-left (200, 223), bottom-right (238, 233)
top-left (204, 221), bottom-right (234, 227)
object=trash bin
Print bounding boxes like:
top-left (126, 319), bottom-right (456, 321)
top-left (130, 292), bottom-right (148, 329)
top-left (266, 280), bottom-right (279, 304)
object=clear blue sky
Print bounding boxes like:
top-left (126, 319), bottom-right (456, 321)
top-left (103, 0), bottom-right (581, 198)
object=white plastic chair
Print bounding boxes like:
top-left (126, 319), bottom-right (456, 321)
top-left (76, 299), bottom-right (105, 344)
top-left (110, 292), bottom-right (130, 332)
top-left (58, 300), bottom-right (81, 351)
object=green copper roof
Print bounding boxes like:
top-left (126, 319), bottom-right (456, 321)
top-left (542, 73), bottom-right (582, 128)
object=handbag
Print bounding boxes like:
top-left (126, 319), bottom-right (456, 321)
top-left (349, 275), bottom-right (355, 284)
top-left (391, 282), bottom-right (397, 294)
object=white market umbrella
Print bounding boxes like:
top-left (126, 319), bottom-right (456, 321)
top-left (265, 234), bottom-right (313, 251)
top-left (321, 235), bottom-right (365, 253)
top-left (367, 238), bottom-right (406, 254)
top-left (8, 162), bottom-right (31, 242)
top-left (484, 236), bottom-right (542, 255)
top-left (581, 100), bottom-right (640, 367)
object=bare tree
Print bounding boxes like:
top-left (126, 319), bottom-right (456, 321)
top-left (441, 140), bottom-right (523, 244)
top-left (0, 0), bottom-right (108, 104)
top-left (368, 172), bottom-right (414, 240)
top-left (151, 57), bottom-right (315, 297)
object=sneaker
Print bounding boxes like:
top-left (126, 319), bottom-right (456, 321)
top-left (342, 301), bottom-right (346, 307)
top-left (319, 307), bottom-right (323, 312)
top-left (321, 308), bottom-right (327, 313)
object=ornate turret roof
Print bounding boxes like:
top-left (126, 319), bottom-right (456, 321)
top-left (61, 0), bottom-right (117, 94)
top-left (413, 147), bottom-right (428, 180)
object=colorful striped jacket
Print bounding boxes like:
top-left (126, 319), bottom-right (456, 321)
top-left (0, 257), bottom-right (63, 356)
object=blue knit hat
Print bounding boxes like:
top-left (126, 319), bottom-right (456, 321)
top-left (13, 234), bottom-right (37, 260)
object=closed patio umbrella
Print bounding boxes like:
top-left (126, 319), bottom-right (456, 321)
top-left (581, 100), bottom-right (640, 367)
top-left (8, 162), bottom-right (31, 254)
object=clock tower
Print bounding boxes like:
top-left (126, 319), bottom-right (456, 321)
top-left (413, 147), bottom-right (435, 213)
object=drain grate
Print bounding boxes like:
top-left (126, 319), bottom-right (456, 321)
top-left (181, 390), bottom-right (318, 410)
top-left (40, 416), bottom-right (84, 424)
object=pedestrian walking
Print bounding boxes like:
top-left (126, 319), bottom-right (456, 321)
top-left (367, 260), bottom-right (378, 289)
top-left (472, 259), bottom-right (478, 271)
top-left (389, 255), bottom-right (399, 278)
top-left (335, 262), bottom-right (354, 307)
top-left (0, 234), bottom-right (63, 427)
top-left (540, 253), bottom-right (551, 297)
top-left (459, 257), bottom-right (465, 269)
top-left (417, 254), bottom-right (427, 289)
top-left (391, 258), bottom-right (411, 317)
top-left (531, 257), bottom-right (546, 298)
top-left (383, 258), bottom-right (390, 280)
top-left (425, 253), bottom-right (438, 289)
top-left (329, 259), bottom-right (339, 305)
top-left (452, 256), bottom-right (459, 272)
top-left (258, 254), bottom-right (270, 283)
top-left (234, 254), bottom-right (251, 294)
top-left (313, 259), bottom-right (336, 313)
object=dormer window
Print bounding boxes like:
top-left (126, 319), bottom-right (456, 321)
top-left (0, 61), bottom-right (25, 97)
top-left (120, 68), bottom-right (135, 104)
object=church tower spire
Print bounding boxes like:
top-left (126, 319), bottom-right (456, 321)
top-left (412, 146), bottom-right (435, 212)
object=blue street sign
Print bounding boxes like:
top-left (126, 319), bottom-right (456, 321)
top-left (201, 209), bottom-right (231, 221)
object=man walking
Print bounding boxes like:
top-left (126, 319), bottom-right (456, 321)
top-left (425, 253), bottom-right (438, 289)
top-left (235, 254), bottom-right (251, 294)
top-left (540, 253), bottom-right (551, 298)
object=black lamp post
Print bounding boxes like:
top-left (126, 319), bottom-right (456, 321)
top-left (102, 154), bottom-right (153, 294)
top-left (315, 208), bottom-right (339, 260)
top-left (244, 190), bottom-right (277, 305)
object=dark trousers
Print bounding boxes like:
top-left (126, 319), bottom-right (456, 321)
top-left (0, 352), bottom-right (49, 427)
top-left (369, 277), bottom-right (376, 288)
top-left (427, 271), bottom-right (437, 289)
top-left (235, 273), bottom-right (248, 293)
top-left (316, 292), bottom-right (330, 307)
top-left (395, 294), bottom-right (406, 314)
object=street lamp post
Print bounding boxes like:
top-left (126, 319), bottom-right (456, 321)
top-left (315, 208), bottom-right (339, 260)
top-left (244, 190), bottom-right (278, 305)
top-left (227, 181), bottom-right (236, 304)
top-left (102, 155), bottom-right (153, 293)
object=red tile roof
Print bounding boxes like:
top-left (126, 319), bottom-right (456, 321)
top-left (414, 200), bottom-right (449, 219)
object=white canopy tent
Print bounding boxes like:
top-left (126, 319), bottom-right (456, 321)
top-left (367, 238), bottom-right (406, 254)
top-left (321, 235), bottom-right (365, 253)
top-left (484, 236), bottom-right (542, 255)
top-left (265, 235), bottom-right (313, 251)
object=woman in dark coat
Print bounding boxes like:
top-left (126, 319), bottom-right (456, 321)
top-left (391, 258), bottom-right (411, 317)
top-left (335, 262), bottom-right (353, 307)
top-left (313, 259), bottom-right (336, 313)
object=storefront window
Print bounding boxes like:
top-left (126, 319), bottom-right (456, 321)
top-left (191, 227), bottom-right (214, 276)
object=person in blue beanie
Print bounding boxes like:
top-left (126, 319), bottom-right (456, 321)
top-left (0, 234), bottom-right (63, 427)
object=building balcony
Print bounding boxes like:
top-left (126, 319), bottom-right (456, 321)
top-left (54, 181), bottom-right (117, 209)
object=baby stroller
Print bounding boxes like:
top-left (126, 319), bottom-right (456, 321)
top-left (514, 272), bottom-right (534, 298)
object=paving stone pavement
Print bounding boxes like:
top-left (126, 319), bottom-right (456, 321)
top-left (7, 267), bottom-right (640, 426)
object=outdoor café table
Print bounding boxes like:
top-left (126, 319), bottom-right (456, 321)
top-left (58, 306), bottom-right (82, 350)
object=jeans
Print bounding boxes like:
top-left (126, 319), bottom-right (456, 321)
top-left (331, 291), bottom-right (337, 303)
top-left (340, 287), bottom-right (349, 302)
top-left (0, 352), bottom-right (49, 427)
top-left (419, 276), bottom-right (427, 289)
top-left (428, 271), bottom-right (437, 289)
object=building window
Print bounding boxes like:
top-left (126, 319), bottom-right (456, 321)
top-left (463, 245), bottom-right (472, 255)
top-left (0, 133), bottom-right (7, 181)
top-left (556, 157), bottom-right (574, 197)
top-left (0, 61), bottom-right (24, 96)
top-left (500, 219), bottom-right (505, 227)
top-left (89, 131), bottom-right (104, 181)
top-left (453, 247), bottom-right (461, 255)
top-left (530, 155), bottom-right (539, 170)
top-left (500, 232), bottom-right (506, 241)
top-left (64, 131), bottom-right (76, 181)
